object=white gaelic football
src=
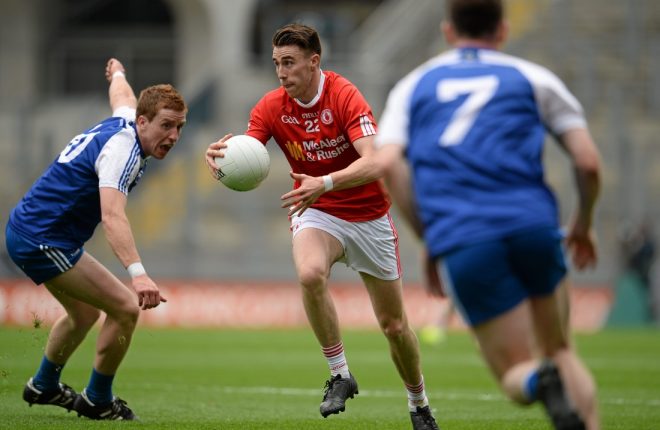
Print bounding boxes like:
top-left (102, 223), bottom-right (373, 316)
top-left (215, 135), bottom-right (270, 191)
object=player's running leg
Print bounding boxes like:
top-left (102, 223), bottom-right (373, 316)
top-left (23, 283), bottom-right (100, 411)
top-left (43, 252), bottom-right (139, 420)
top-left (292, 227), bottom-right (358, 417)
top-left (362, 273), bottom-right (439, 430)
top-left (531, 280), bottom-right (599, 430)
top-left (474, 300), bottom-right (585, 430)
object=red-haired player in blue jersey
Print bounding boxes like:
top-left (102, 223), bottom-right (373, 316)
top-left (6, 58), bottom-right (187, 420)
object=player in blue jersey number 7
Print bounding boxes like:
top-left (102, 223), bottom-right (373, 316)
top-left (375, 1), bottom-right (601, 429)
top-left (5, 58), bottom-right (187, 420)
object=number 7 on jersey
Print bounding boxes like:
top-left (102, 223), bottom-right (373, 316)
top-left (436, 75), bottom-right (498, 147)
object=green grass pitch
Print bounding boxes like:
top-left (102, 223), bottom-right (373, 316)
top-left (0, 326), bottom-right (658, 429)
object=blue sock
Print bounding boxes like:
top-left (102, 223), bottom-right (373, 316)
top-left (32, 355), bottom-right (64, 391)
top-left (85, 368), bottom-right (115, 405)
top-left (523, 369), bottom-right (540, 402)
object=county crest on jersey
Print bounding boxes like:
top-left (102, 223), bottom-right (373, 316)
top-left (246, 70), bottom-right (390, 222)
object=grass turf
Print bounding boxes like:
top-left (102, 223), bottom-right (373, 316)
top-left (0, 326), bottom-right (658, 429)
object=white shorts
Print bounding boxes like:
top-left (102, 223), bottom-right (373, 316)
top-left (291, 208), bottom-right (402, 281)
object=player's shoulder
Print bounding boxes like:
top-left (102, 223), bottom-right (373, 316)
top-left (99, 115), bottom-right (135, 137)
top-left (322, 71), bottom-right (366, 109)
top-left (260, 86), bottom-right (287, 103)
top-left (482, 50), bottom-right (564, 86)
top-left (112, 106), bottom-right (136, 122)
top-left (255, 87), bottom-right (290, 113)
top-left (393, 51), bottom-right (461, 92)
top-left (324, 70), bottom-right (349, 84)
top-left (93, 117), bottom-right (137, 152)
top-left (323, 70), bottom-right (358, 94)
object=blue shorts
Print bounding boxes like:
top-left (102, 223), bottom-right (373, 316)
top-left (440, 227), bottom-right (567, 327)
top-left (5, 223), bottom-right (84, 285)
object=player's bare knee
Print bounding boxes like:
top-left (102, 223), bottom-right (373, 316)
top-left (107, 301), bottom-right (140, 329)
top-left (297, 265), bottom-right (329, 290)
top-left (122, 302), bottom-right (140, 325)
top-left (380, 317), bottom-right (406, 340)
top-left (501, 369), bottom-right (531, 405)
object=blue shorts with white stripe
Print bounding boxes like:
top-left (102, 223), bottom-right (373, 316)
top-left (5, 224), bottom-right (83, 285)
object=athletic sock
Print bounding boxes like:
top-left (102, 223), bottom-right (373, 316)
top-left (32, 355), bottom-right (64, 391)
top-left (322, 342), bottom-right (350, 379)
top-left (85, 368), bottom-right (115, 405)
top-left (406, 376), bottom-right (430, 412)
top-left (523, 368), bottom-right (540, 402)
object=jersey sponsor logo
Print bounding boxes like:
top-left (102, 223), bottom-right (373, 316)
top-left (280, 115), bottom-right (300, 125)
top-left (285, 141), bottom-right (305, 161)
top-left (321, 109), bottom-right (333, 125)
top-left (285, 135), bottom-right (351, 162)
top-left (301, 135), bottom-right (346, 151)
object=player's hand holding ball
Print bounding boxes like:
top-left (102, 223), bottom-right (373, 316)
top-left (206, 134), bottom-right (270, 191)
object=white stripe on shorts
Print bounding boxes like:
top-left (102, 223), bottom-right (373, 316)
top-left (40, 245), bottom-right (73, 273)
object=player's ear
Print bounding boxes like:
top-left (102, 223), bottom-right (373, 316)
top-left (310, 53), bottom-right (320, 70)
top-left (495, 20), bottom-right (509, 45)
top-left (441, 20), bottom-right (456, 45)
top-left (135, 115), bottom-right (148, 130)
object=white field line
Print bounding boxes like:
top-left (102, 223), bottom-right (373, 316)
top-left (132, 382), bottom-right (660, 407)
top-left (220, 386), bottom-right (660, 407)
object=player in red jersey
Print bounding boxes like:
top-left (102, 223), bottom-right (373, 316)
top-left (205, 23), bottom-right (438, 430)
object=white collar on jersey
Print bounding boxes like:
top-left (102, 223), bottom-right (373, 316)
top-left (294, 69), bottom-right (325, 108)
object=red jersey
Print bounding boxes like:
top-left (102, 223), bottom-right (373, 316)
top-left (246, 71), bottom-right (390, 222)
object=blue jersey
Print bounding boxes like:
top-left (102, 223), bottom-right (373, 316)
top-left (8, 107), bottom-right (147, 249)
top-left (376, 47), bottom-right (587, 257)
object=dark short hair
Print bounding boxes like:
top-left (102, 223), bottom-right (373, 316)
top-left (447, 0), bottom-right (503, 39)
top-left (272, 23), bottom-right (322, 57)
top-left (136, 84), bottom-right (187, 121)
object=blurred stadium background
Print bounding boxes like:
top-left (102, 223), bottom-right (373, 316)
top-left (1, 0), bottom-right (659, 327)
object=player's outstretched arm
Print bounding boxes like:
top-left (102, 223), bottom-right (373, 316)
top-left (105, 58), bottom-right (137, 112)
top-left (99, 187), bottom-right (167, 310)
